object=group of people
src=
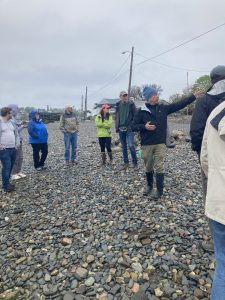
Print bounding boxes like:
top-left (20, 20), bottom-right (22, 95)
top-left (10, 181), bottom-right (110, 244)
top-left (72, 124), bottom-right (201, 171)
top-left (95, 65), bottom-right (225, 298)
top-left (0, 104), bottom-right (79, 192)
top-left (1, 65), bottom-right (225, 297)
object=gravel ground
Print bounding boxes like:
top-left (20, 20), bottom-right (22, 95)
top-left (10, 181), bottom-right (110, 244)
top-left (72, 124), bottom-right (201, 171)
top-left (0, 121), bottom-right (213, 300)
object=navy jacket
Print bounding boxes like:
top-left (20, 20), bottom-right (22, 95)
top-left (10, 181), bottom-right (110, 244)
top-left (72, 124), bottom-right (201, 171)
top-left (133, 95), bottom-right (196, 146)
top-left (190, 92), bottom-right (225, 153)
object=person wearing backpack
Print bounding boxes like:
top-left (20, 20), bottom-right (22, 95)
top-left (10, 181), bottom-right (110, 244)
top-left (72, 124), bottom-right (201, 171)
top-left (95, 104), bottom-right (113, 165)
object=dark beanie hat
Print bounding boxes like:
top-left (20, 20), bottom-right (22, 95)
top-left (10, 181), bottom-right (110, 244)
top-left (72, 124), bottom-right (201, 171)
top-left (142, 86), bottom-right (157, 101)
top-left (210, 65), bottom-right (225, 84)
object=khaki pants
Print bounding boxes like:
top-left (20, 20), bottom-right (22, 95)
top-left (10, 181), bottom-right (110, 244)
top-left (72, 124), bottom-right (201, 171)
top-left (142, 144), bottom-right (166, 173)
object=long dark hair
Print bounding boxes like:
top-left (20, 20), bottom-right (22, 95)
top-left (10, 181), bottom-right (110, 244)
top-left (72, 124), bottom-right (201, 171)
top-left (100, 109), bottom-right (110, 122)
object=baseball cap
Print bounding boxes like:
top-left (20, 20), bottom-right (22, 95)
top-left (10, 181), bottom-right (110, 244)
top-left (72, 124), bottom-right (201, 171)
top-left (101, 104), bottom-right (110, 109)
top-left (120, 91), bottom-right (128, 97)
top-left (65, 104), bottom-right (73, 109)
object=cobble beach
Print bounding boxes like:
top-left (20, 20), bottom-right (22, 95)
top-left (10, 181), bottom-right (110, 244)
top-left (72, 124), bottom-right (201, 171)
top-left (0, 121), bottom-right (213, 300)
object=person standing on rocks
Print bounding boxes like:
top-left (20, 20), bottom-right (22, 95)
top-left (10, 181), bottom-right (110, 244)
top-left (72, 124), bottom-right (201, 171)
top-left (190, 65), bottom-right (225, 252)
top-left (28, 109), bottom-right (48, 171)
top-left (0, 107), bottom-right (19, 192)
top-left (60, 104), bottom-right (79, 165)
top-left (95, 104), bottom-right (113, 165)
top-left (115, 91), bottom-right (138, 170)
top-left (200, 101), bottom-right (225, 298)
top-left (133, 86), bottom-right (202, 199)
top-left (8, 104), bottom-right (26, 180)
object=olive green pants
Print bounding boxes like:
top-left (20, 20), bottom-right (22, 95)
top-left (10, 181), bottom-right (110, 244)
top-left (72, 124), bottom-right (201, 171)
top-left (142, 144), bottom-right (166, 173)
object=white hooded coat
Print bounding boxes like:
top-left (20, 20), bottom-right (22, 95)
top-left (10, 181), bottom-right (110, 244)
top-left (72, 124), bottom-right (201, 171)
top-left (201, 101), bottom-right (225, 225)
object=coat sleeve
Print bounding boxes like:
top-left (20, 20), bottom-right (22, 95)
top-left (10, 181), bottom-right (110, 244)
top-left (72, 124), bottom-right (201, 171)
top-left (59, 115), bottom-right (65, 132)
top-left (132, 109), bottom-right (146, 132)
top-left (190, 96), bottom-right (208, 152)
top-left (200, 122), bottom-right (209, 177)
top-left (166, 94), bottom-right (196, 115)
top-left (28, 121), bottom-right (38, 138)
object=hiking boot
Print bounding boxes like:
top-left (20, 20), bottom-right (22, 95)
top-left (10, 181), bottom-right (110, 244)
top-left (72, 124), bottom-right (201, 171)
top-left (101, 153), bottom-right (107, 165)
top-left (108, 152), bottom-right (113, 164)
top-left (143, 172), bottom-right (153, 196)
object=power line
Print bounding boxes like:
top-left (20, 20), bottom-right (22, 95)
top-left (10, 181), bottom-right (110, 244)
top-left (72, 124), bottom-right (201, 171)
top-left (89, 55), bottom-right (130, 98)
top-left (135, 52), bottom-right (209, 73)
top-left (135, 22), bottom-right (225, 67)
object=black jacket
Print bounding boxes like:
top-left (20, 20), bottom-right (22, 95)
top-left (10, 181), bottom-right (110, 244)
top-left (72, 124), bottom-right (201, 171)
top-left (190, 92), bottom-right (225, 153)
top-left (115, 100), bottom-right (136, 132)
top-left (133, 95), bottom-right (196, 146)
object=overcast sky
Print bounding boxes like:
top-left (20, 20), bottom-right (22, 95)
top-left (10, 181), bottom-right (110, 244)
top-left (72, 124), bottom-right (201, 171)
top-left (0, 0), bottom-right (225, 110)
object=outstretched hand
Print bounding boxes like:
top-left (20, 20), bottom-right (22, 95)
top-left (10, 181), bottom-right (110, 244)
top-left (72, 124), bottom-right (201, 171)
top-left (194, 91), bottom-right (204, 99)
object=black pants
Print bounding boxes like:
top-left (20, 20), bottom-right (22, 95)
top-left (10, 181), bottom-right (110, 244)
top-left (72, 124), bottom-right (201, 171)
top-left (31, 143), bottom-right (48, 169)
top-left (98, 137), bottom-right (112, 153)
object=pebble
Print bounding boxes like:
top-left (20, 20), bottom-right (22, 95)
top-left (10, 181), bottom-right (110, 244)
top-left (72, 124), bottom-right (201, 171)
top-left (84, 277), bottom-right (95, 287)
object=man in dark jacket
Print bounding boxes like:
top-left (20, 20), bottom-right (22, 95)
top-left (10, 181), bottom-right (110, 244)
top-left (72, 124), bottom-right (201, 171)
top-left (190, 65), bottom-right (225, 155)
top-left (190, 65), bottom-right (225, 251)
top-left (133, 86), bottom-right (202, 199)
top-left (115, 91), bottom-right (138, 169)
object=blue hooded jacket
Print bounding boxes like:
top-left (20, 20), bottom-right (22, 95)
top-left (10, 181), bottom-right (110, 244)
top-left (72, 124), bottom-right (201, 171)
top-left (28, 110), bottom-right (48, 144)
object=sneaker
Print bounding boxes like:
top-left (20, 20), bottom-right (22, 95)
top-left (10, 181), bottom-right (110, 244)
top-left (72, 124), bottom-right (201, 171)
top-left (36, 167), bottom-right (42, 171)
top-left (11, 174), bottom-right (21, 180)
top-left (71, 160), bottom-right (78, 165)
top-left (41, 166), bottom-right (47, 170)
top-left (18, 173), bottom-right (26, 178)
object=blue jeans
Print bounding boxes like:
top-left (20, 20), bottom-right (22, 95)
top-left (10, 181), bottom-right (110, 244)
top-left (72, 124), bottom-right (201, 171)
top-left (209, 219), bottom-right (225, 299)
top-left (119, 130), bottom-right (137, 164)
top-left (64, 132), bottom-right (77, 161)
top-left (0, 148), bottom-right (16, 188)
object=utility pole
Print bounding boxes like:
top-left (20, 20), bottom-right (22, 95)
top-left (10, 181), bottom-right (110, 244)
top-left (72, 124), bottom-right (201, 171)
top-left (127, 46), bottom-right (134, 101)
top-left (81, 95), bottom-right (84, 113)
top-left (186, 72), bottom-right (189, 116)
top-left (84, 86), bottom-right (87, 120)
